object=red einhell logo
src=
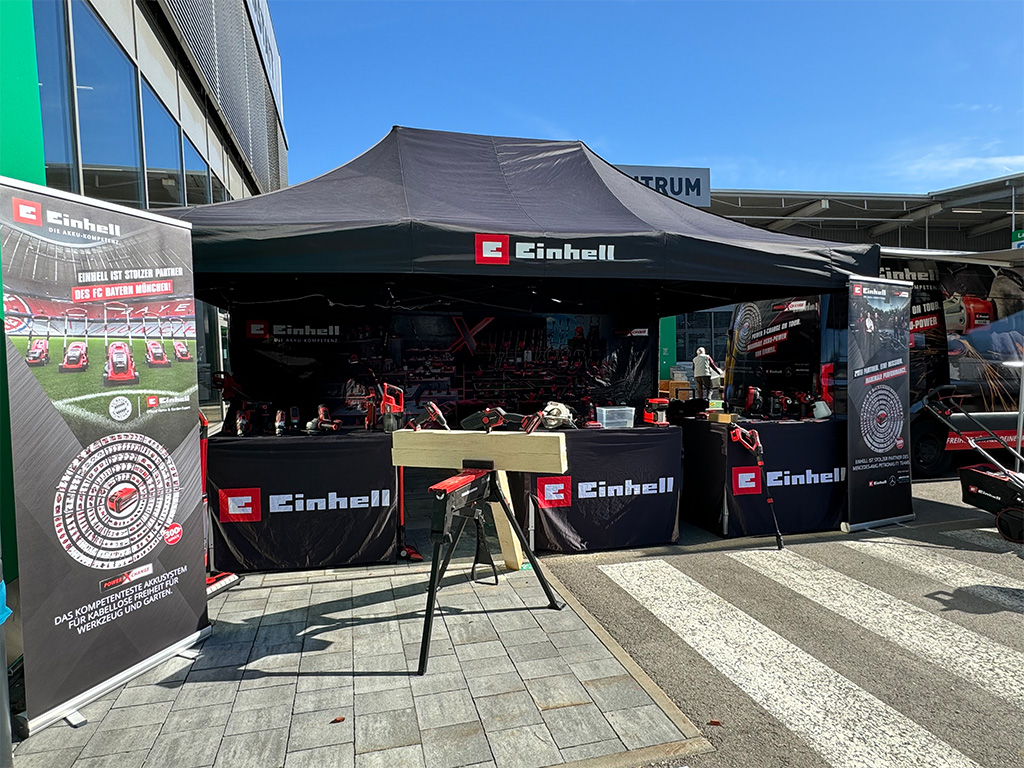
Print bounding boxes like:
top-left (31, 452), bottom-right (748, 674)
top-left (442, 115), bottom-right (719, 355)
top-left (475, 234), bottom-right (616, 265)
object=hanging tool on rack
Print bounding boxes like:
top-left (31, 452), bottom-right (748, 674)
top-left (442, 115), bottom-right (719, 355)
top-left (729, 424), bottom-right (785, 550)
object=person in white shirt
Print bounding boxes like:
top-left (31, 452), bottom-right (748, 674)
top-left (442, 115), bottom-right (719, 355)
top-left (692, 347), bottom-right (721, 400)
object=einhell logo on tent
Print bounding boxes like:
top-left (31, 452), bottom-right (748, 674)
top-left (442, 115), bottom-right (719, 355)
top-left (12, 198), bottom-right (42, 226)
top-left (219, 488), bottom-right (261, 523)
top-left (475, 234), bottom-right (616, 265)
top-left (732, 467), bottom-right (762, 495)
top-left (247, 321), bottom-right (269, 338)
top-left (475, 234), bottom-right (509, 265)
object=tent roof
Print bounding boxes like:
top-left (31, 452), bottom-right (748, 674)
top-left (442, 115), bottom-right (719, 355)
top-left (170, 126), bottom-right (878, 313)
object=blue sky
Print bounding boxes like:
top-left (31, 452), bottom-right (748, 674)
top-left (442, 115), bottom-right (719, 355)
top-left (269, 1), bottom-right (1023, 194)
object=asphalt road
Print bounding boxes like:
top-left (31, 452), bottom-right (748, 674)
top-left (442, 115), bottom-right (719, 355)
top-left (541, 480), bottom-right (1024, 768)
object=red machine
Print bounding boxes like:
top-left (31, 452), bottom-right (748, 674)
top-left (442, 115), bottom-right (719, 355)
top-left (58, 309), bottom-right (90, 372)
top-left (408, 401), bottom-right (450, 431)
top-left (106, 487), bottom-right (138, 514)
top-left (308, 403), bottom-right (343, 433)
top-left (944, 293), bottom-right (993, 334)
top-left (143, 314), bottom-right (172, 368)
top-left (170, 316), bottom-right (194, 362)
top-left (102, 303), bottom-right (139, 386)
top-left (25, 315), bottom-right (51, 367)
top-left (643, 398), bottom-right (670, 425)
top-left (365, 383), bottom-right (405, 432)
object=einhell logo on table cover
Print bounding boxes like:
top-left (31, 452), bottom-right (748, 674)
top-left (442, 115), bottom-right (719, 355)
top-left (475, 234), bottom-right (616, 265)
top-left (732, 467), bottom-right (762, 495)
top-left (219, 488), bottom-right (261, 522)
top-left (269, 488), bottom-right (392, 512)
top-left (538, 475), bottom-right (675, 508)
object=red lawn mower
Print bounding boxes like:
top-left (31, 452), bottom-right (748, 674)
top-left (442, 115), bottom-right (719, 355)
top-left (24, 315), bottom-right (51, 367)
top-left (170, 316), bottom-right (194, 362)
top-left (102, 302), bottom-right (139, 386)
top-left (143, 313), bottom-right (172, 368)
top-left (58, 308), bottom-right (90, 373)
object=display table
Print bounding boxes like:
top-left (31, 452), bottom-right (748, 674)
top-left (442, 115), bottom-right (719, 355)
top-left (681, 419), bottom-right (846, 537)
top-left (510, 426), bottom-right (682, 553)
top-left (207, 432), bottom-right (398, 572)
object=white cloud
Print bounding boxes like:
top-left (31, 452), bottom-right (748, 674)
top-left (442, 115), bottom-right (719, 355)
top-left (882, 141), bottom-right (1024, 191)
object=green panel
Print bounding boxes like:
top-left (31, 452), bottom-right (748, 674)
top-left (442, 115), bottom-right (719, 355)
top-left (659, 316), bottom-right (676, 380)
top-left (0, 0), bottom-right (46, 184)
top-left (0, 0), bottom-right (42, 582)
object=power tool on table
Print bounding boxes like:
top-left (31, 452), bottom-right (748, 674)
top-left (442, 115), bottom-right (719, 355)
top-left (365, 383), bottom-right (405, 432)
top-left (408, 401), bottom-right (450, 431)
top-left (306, 404), bottom-right (343, 433)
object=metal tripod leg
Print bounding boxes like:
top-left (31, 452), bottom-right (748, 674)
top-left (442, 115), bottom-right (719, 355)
top-left (492, 481), bottom-right (563, 610)
top-left (417, 517), bottom-right (469, 675)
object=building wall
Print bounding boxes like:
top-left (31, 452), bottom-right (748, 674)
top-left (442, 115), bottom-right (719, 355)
top-left (30, 0), bottom-right (286, 211)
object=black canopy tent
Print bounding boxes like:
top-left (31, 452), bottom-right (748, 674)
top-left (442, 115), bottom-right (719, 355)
top-left (170, 126), bottom-right (878, 316)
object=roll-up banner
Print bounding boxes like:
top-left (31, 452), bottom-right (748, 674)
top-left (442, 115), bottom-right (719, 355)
top-left (844, 277), bottom-right (915, 531)
top-left (0, 178), bottom-right (208, 733)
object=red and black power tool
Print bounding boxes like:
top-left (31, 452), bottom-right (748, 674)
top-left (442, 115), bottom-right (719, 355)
top-left (460, 407), bottom-right (529, 433)
top-left (729, 424), bottom-right (784, 550)
top-left (408, 401), bottom-right (450, 431)
top-left (643, 398), bottom-right (670, 425)
top-left (366, 383), bottom-right (405, 432)
top-left (307, 404), bottom-right (343, 433)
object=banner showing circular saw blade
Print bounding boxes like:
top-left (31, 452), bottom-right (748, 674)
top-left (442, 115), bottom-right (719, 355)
top-left (1, 178), bottom-right (207, 732)
top-left (846, 277), bottom-right (914, 529)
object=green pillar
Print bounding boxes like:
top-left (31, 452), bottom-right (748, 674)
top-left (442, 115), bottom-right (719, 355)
top-left (0, 0), bottom-right (45, 584)
top-left (658, 316), bottom-right (676, 381)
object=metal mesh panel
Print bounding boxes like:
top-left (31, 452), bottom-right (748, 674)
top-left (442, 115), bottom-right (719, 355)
top-left (162, 0), bottom-right (286, 192)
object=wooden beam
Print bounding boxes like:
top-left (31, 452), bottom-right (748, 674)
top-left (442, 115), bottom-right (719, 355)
top-left (391, 430), bottom-right (567, 474)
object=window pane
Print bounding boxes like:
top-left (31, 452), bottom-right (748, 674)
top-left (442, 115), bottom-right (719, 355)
top-left (142, 81), bottom-right (182, 208)
top-left (184, 137), bottom-right (210, 205)
top-left (72, 0), bottom-right (142, 207)
top-left (211, 174), bottom-right (228, 203)
top-left (33, 0), bottom-right (78, 192)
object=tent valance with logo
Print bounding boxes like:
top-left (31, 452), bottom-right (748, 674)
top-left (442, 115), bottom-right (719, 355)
top-left (170, 126), bottom-right (878, 315)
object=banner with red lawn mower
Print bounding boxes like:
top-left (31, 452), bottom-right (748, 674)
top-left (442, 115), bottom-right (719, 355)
top-left (1, 177), bottom-right (207, 733)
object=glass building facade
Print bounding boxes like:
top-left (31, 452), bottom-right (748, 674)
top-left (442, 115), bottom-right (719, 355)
top-left (30, 0), bottom-right (286, 209)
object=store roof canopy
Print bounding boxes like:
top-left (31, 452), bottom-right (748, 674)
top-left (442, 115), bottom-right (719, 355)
top-left (170, 126), bottom-right (878, 314)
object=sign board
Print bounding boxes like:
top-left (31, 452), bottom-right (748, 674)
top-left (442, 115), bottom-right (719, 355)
top-left (844, 277), bottom-right (914, 531)
top-left (615, 165), bottom-right (711, 207)
top-left (0, 177), bottom-right (207, 733)
top-left (1012, 229), bottom-right (1024, 249)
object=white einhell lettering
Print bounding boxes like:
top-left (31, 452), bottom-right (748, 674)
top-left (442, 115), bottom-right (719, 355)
top-left (270, 489), bottom-right (391, 513)
top-left (515, 242), bottom-right (615, 261)
top-left (765, 468), bottom-right (846, 487)
top-left (578, 476), bottom-right (674, 499)
top-left (46, 210), bottom-right (121, 236)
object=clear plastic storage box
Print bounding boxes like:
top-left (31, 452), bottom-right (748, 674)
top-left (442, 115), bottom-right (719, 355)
top-left (596, 406), bottom-right (635, 429)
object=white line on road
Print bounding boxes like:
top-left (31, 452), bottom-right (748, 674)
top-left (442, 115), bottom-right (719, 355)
top-left (841, 537), bottom-right (1024, 614)
top-left (599, 558), bottom-right (983, 768)
top-left (729, 548), bottom-right (1024, 707)
top-left (941, 528), bottom-right (1024, 556)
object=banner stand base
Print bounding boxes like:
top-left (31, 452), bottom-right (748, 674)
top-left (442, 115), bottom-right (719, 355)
top-left (20, 625), bottom-right (211, 737)
top-left (841, 513), bottom-right (915, 533)
top-left (63, 711), bottom-right (87, 728)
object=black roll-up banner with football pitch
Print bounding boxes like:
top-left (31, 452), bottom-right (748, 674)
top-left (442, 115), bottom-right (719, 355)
top-left (515, 427), bottom-right (681, 552)
top-left (206, 434), bottom-right (398, 571)
top-left (0, 178), bottom-right (207, 733)
top-left (845, 277), bottom-right (915, 530)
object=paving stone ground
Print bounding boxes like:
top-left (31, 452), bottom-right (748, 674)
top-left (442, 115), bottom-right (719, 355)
top-left (10, 545), bottom-right (707, 768)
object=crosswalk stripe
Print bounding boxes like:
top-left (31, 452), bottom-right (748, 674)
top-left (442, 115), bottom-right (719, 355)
top-left (841, 537), bottom-right (1024, 614)
top-left (941, 527), bottom-right (1024, 556)
top-left (729, 548), bottom-right (1024, 707)
top-left (600, 559), bottom-right (982, 768)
